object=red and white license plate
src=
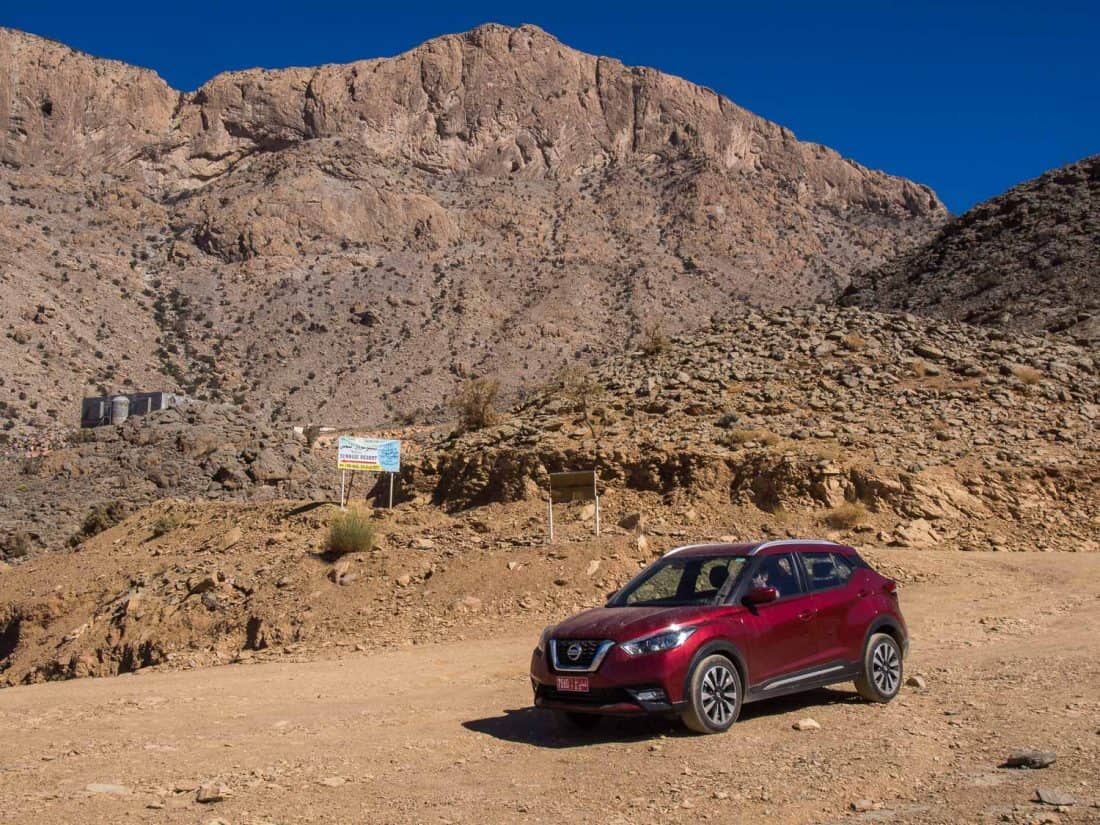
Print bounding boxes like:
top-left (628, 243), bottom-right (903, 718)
top-left (556, 675), bottom-right (590, 693)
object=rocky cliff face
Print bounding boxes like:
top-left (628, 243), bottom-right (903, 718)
top-left (0, 24), bottom-right (945, 444)
top-left (843, 155), bottom-right (1100, 343)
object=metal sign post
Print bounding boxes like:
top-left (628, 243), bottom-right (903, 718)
top-left (547, 470), bottom-right (600, 543)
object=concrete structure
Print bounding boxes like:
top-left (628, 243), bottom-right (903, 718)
top-left (81, 391), bottom-right (188, 429)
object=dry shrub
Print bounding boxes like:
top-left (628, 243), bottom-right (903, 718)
top-left (69, 500), bottom-right (128, 546)
top-left (327, 508), bottom-right (376, 556)
top-left (723, 428), bottom-right (779, 447)
top-left (1, 531), bottom-right (31, 559)
top-left (451, 377), bottom-right (500, 431)
top-left (769, 505), bottom-right (792, 525)
top-left (1010, 364), bottom-right (1042, 385)
top-left (640, 319), bottom-right (670, 356)
top-left (823, 502), bottom-right (869, 530)
top-left (151, 514), bottom-right (180, 538)
top-left (841, 332), bottom-right (867, 352)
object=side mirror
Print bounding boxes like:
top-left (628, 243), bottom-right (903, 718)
top-left (743, 586), bottom-right (779, 606)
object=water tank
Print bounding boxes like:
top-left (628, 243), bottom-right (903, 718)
top-left (110, 395), bottom-right (130, 425)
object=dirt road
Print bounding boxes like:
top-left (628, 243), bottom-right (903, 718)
top-left (2, 550), bottom-right (1098, 824)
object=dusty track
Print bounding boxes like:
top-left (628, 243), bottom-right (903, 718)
top-left (3, 550), bottom-right (1099, 824)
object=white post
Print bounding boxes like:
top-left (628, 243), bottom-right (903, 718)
top-left (595, 493), bottom-right (601, 537)
top-left (548, 494), bottom-right (554, 543)
top-left (388, 473), bottom-right (395, 509)
top-left (339, 470), bottom-right (346, 510)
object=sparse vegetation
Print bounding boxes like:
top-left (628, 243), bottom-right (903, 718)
top-left (451, 377), bottom-right (501, 432)
top-left (841, 332), bottom-right (867, 351)
top-left (150, 513), bottom-right (180, 538)
top-left (556, 366), bottom-right (611, 457)
top-left (639, 319), bottom-right (670, 356)
top-left (1010, 364), bottom-right (1042, 385)
top-left (69, 500), bottom-right (128, 546)
top-left (721, 428), bottom-right (780, 447)
top-left (326, 508), bottom-right (376, 556)
top-left (823, 502), bottom-right (869, 530)
top-left (1, 531), bottom-right (31, 559)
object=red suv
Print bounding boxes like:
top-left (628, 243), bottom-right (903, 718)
top-left (530, 540), bottom-right (908, 734)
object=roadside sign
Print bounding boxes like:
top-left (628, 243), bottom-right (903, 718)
top-left (337, 437), bottom-right (401, 509)
top-left (549, 470), bottom-right (598, 503)
top-left (338, 437), bottom-right (401, 472)
top-left (547, 470), bottom-right (600, 542)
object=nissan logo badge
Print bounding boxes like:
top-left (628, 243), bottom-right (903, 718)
top-left (566, 643), bottom-right (583, 661)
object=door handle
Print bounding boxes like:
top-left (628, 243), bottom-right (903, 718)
top-left (797, 609), bottom-right (816, 621)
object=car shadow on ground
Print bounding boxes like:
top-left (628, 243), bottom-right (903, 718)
top-left (463, 687), bottom-right (862, 748)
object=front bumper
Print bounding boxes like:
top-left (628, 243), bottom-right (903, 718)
top-left (533, 681), bottom-right (682, 716)
top-left (529, 644), bottom-right (691, 717)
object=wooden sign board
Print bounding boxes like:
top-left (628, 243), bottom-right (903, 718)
top-left (549, 470), bottom-right (597, 504)
top-left (547, 470), bottom-right (600, 541)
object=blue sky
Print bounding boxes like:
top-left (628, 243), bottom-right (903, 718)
top-left (4, 1), bottom-right (1097, 213)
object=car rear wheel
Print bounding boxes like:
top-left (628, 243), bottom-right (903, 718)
top-left (855, 632), bottom-right (902, 702)
top-left (681, 654), bottom-right (742, 734)
top-left (552, 710), bottom-right (602, 734)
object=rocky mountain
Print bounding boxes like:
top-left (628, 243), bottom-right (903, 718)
top-left (0, 24), bottom-right (945, 445)
top-left (843, 155), bottom-right (1099, 342)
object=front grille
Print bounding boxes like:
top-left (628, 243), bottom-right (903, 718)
top-left (551, 639), bottom-right (609, 671)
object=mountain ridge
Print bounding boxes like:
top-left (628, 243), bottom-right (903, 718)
top-left (843, 154), bottom-right (1099, 343)
top-left (0, 23), bottom-right (944, 445)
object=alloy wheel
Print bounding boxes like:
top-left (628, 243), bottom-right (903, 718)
top-left (871, 640), bottom-right (900, 695)
top-left (700, 663), bottom-right (738, 725)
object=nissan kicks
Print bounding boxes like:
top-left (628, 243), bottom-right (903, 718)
top-left (530, 539), bottom-right (908, 734)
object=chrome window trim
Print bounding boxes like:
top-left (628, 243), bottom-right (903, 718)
top-left (550, 639), bottom-right (615, 673)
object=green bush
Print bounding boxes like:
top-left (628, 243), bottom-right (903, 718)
top-left (327, 509), bottom-right (376, 556)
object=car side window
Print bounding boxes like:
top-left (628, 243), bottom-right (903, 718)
top-left (832, 553), bottom-right (854, 583)
top-left (749, 553), bottom-right (802, 599)
top-left (802, 552), bottom-right (853, 591)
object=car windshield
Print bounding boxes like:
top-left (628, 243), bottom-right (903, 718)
top-left (610, 555), bottom-right (748, 607)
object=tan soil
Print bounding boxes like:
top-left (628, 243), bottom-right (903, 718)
top-left (1, 548), bottom-right (1098, 824)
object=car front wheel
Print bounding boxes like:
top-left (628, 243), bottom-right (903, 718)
top-left (681, 654), bottom-right (742, 734)
top-left (854, 632), bottom-right (902, 702)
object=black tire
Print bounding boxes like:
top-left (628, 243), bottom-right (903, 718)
top-left (681, 654), bottom-right (742, 734)
top-left (854, 632), bottom-right (902, 703)
top-left (553, 710), bottom-right (602, 733)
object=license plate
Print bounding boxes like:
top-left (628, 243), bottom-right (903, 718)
top-left (556, 676), bottom-right (589, 693)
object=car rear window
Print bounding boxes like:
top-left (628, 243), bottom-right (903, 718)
top-left (801, 551), bottom-right (854, 591)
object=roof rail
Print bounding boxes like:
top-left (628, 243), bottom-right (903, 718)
top-left (662, 543), bottom-right (721, 558)
top-left (748, 539), bottom-right (843, 555)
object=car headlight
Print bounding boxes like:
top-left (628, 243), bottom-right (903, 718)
top-left (619, 626), bottom-right (697, 657)
top-left (535, 626), bottom-right (553, 655)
